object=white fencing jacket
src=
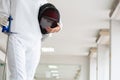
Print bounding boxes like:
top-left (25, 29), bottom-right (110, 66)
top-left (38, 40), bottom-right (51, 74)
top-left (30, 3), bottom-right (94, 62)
top-left (0, 0), bottom-right (62, 41)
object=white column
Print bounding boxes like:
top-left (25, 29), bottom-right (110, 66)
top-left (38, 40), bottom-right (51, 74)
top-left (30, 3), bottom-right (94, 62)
top-left (89, 56), bottom-right (96, 80)
top-left (111, 20), bottom-right (120, 80)
top-left (97, 44), bottom-right (109, 80)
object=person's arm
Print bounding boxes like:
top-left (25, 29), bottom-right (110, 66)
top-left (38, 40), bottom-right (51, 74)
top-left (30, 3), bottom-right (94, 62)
top-left (0, 0), bottom-right (10, 27)
top-left (45, 22), bottom-right (62, 33)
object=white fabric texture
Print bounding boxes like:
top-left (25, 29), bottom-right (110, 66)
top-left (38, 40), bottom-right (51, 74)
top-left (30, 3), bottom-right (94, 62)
top-left (7, 34), bottom-right (41, 80)
top-left (0, 16), bottom-right (8, 26)
top-left (0, 0), bottom-right (62, 80)
top-left (0, 0), bottom-right (47, 80)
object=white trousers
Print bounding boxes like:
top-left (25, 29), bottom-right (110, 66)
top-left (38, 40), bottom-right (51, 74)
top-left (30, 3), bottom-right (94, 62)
top-left (7, 34), bottom-right (41, 80)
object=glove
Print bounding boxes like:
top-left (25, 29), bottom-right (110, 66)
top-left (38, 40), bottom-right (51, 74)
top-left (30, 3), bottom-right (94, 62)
top-left (0, 16), bottom-right (8, 27)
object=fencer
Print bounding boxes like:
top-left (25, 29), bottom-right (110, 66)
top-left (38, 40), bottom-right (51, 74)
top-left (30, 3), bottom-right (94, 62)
top-left (0, 0), bottom-right (62, 80)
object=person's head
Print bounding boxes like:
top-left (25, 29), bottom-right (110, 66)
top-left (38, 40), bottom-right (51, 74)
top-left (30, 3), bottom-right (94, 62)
top-left (38, 3), bottom-right (60, 34)
top-left (38, 3), bottom-right (60, 24)
top-left (42, 8), bottom-right (59, 22)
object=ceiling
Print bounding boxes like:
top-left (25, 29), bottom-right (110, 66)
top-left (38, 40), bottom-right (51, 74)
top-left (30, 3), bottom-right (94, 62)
top-left (39, 0), bottom-right (113, 80)
top-left (42, 0), bottom-right (114, 56)
top-left (0, 0), bottom-right (114, 56)
top-left (0, 0), bottom-right (114, 80)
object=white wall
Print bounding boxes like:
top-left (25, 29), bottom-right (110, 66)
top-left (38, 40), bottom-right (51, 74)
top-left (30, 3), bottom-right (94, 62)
top-left (40, 55), bottom-right (89, 80)
top-left (77, 57), bottom-right (89, 80)
top-left (111, 20), bottom-right (120, 80)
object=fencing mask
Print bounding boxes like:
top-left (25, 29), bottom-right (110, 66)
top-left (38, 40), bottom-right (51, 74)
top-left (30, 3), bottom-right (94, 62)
top-left (38, 3), bottom-right (60, 34)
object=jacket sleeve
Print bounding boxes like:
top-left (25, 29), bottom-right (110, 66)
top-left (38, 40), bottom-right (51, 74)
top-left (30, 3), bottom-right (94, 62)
top-left (0, 0), bottom-right (10, 17)
top-left (0, 0), bottom-right (10, 26)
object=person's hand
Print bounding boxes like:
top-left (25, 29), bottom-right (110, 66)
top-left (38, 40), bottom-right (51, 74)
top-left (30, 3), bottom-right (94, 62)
top-left (0, 16), bottom-right (8, 26)
top-left (45, 23), bottom-right (61, 33)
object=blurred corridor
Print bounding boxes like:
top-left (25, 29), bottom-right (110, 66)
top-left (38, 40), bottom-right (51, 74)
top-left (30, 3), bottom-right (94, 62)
top-left (0, 0), bottom-right (120, 80)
